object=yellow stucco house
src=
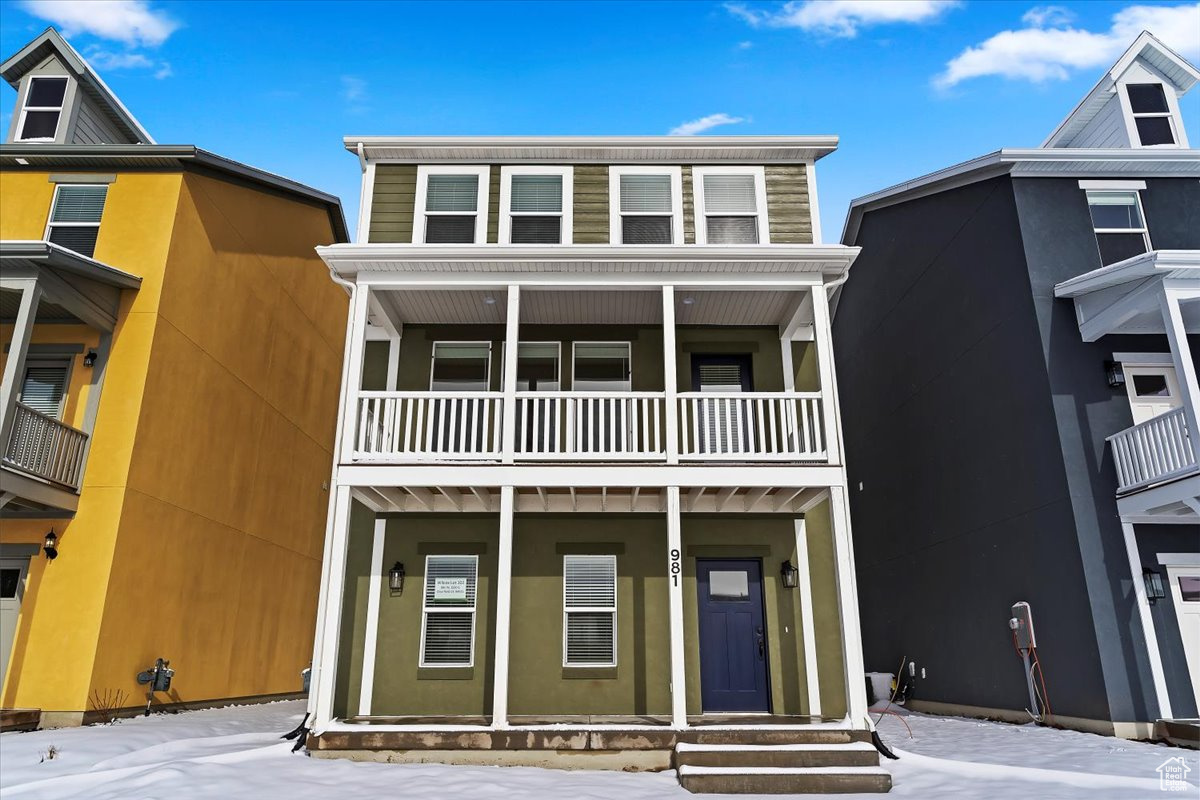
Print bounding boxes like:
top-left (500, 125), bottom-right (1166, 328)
top-left (0, 29), bottom-right (348, 728)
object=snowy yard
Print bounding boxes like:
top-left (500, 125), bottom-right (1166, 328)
top-left (0, 701), bottom-right (1195, 799)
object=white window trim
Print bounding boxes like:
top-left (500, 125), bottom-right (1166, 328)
top-left (562, 554), bottom-right (618, 668)
top-left (571, 341), bottom-right (632, 392)
top-left (43, 183), bottom-right (107, 250)
top-left (498, 166), bottom-right (573, 245)
top-left (16, 76), bottom-right (68, 143)
top-left (1078, 180), bottom-right (1146, 191)
top-left (429, 341), bottom-right (493, 391)
top-left (609, 165), bottom-right (684, 245)
top-left (1117, 79), bottom-right (1190, 149)
top-left (1085, 189), bottom-right (1152, 250)
top-left (413, 165), bottom-right (490, 245)
top-left (418, 554), bottom-right (479, 668)
top-left (692, 165), bottom-right (770, 245)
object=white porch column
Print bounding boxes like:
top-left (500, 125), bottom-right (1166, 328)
top-left (311, 485), bottom-right (354, 730)
top-left (338, 285), bottom-right (372, 463)
top-left (492, 486), bottom-right (516, 727)
top-left (663, 286), bottom-right (679, 464)
top-left (828, 485), bottom-right (869, 725)
top-left (357, 517), bottom-right (388, 717)
top-left (794, 517), bottom-right (822, 717)
top-left (501, 286), bottom-right (521, 464)
top-left (809, 285), bottom-right (842, 464)
top-left (1160, 284), bottom-right (1200, 462)
top-left (0, 280), bottom-right (42, 450)
top-left (1121, 521), bottom-right (1174, 719)
top-left (666, 485), bottom-right (687, 727)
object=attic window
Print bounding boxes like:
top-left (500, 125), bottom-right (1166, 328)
top-left (1126, 84), bottom-right (1176, 146)
top-left (18, 77), bottom-right (68, 142)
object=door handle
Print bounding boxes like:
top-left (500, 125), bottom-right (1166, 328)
top-left (756, 626), bottom-right (765, 659)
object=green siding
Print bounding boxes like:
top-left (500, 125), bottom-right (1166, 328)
top-left (486, 167), bottom-right (501, 243)
top-left (573, 165), bottom-right (609, 243)
top-left (332, 500), bottom-right (379, 718)
top-left (368, 164), bottom-right (417, 243)
top-left (766, 164), bottom-right (813, 244)
top-left (681, 166), bottom-right (695, 245)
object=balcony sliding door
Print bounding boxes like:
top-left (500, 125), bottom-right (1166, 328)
top-left (573, 342), bottom-right (631, 455)
top-left (692, 355), bottom-right (753, 455)
top-left (429, 342), bottom-right (492, 455)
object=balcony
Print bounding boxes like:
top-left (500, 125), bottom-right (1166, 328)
top-left (1109, 407), bottom-right (1198, 494)
top-left (3, 402), bottom-right (89, 489)
top-left (352, 390), bottom-right (827, 464)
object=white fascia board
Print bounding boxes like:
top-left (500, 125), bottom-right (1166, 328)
top-left (1054, 249), bottom-right (1200, 297)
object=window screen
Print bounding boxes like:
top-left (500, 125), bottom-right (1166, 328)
top-left (19, 77), bottom-right (67, 141)
top-left (420, 555), bottom-right (478, 667)
top-left (563, 555), bottom-right (617, 666)
top-left (19, 361), bottom-right (69, 418)
top-left (47, 185), bottom-right (107, 258)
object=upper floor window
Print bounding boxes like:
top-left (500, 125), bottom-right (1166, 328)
top-left (610, 166), bottom-right (683, 245)
top-left (17, 77), bottom-right (67, 142)
top-left (46, 184), bottom-right (108, 258)
top-left (19, 360), bottom-right (69, 419)
top-left (430, 342), bottom-right (491, 390)
top-left (1126, 84), bottom-right (1176, 146)
top-left (693, 167), bottom-right (768, 244)
top-left (1085, 190), bottom-right (1150, 266)
top-left (573, 342), bottom-right (631, 391)
top-left (414, 166), bottom-right (489, 244)
top-left (499, 167), bottom-right (572, 244)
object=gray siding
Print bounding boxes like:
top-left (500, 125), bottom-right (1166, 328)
top-left (1067, 96), bottom-right (1130, 149)
top-left (573, 165), bottom-right (609, 244)
top-left (70, 94), bottom-right (126, 144)
top-left (368, 164), bottom-right (417, 243)
top-left (765, 164), bottom-right (812, 243)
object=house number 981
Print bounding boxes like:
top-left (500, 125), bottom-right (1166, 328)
top-left (669, 548), bottom-right (681, 586)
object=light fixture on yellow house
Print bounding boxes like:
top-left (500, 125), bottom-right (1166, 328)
top-left (389, 562), bottom-right (406, 594)
top-left (780, 560), bottom-right (799, 589)
top-left (43, 530), bottom-right (58, 560)
top-left (83, 350), bottom-right (98, 367)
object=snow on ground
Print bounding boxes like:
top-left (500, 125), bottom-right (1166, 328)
top-left (0, 700), bottom-right (1195, 799)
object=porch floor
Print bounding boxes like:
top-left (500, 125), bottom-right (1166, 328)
top-left (342, 713), bottom-right (839, 727)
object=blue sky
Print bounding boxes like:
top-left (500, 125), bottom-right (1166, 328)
top-left (2, 0), bottom-right (1198, 242)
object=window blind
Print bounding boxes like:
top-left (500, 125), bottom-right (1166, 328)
top-left (1087, 192), bottom-right (1143, 229)
top-left (19, 363), bottom-right (68, 418)
top-left (620, 175), bottom-right (672, 213)
top-left (425, 175), bottom-right (479, 212)
top-left (47, 226), bottom-right (101, 257)
top-left (706, 217), bottom-right (758, 244)
top-left (703, 174), bottom-right (756, 213)
top-left (510, 175), bottom-right (562, 212)
top-left (52, 185), bottom-right (107, 222)
top-left (564, 555), bottom-right (616, 666)
top-left (421, 555), bottom-right (478, 667)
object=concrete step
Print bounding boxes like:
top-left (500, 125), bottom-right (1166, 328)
top-left (675, 741), bottom-right (881, 769)
top-left (678, 765), bottom-right (893, 794)
top-left (679, 728), bottom-right (870, 746)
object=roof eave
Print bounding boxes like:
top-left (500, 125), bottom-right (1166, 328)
top-left (0, 239), bottom-right (142, 288)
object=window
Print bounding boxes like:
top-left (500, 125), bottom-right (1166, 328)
top-left (1126, 83), bottom-right (1176, 147)
top-left (500, 167), bottom-right (572, 244)
top-left (17, 76), bottom-right (68, 141)
top-left (572, 342), bottom-right (630, 391)
top-left (420, 555), bottom-right (478, 667)
top-left (693, 167), bottom-right (768, 244)
top-left (563, 555), bottom-right (617, 667)
top-left (18, 360), bottom-right (69, 419)
top-left (414, 166), bottom-right (489, 244)
top-left (429, 342), bottom-right (491, 391)
top-left (1179, 576), bottom-right (1200, 603)
top-left (610, 167), bottom-right (683, 245)
top-left (45, 184), bottom-right (108, 258)
top-left (1085, 191), bottom-right (1150, 266)
top-left (517, 342), bottom-right (560, 391)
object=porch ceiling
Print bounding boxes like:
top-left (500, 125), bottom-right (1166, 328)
top-left (1054, 250), bottom-right (1199, 340)
top-left (351, 485), bottom-right (830, 515)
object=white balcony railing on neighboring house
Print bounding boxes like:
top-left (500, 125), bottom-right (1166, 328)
top-left (3, 402), bottom-right (89, 490)
top-left (1108, 407), bottom-right (1198, 493)
top-left (352, 390), bottom-right (828, 463)
top-left (355, 392), bottom-right (503, 460)
top-left (515, 392), bottom-right (666, 460)
top-left (677, 393), bottom-right (826, 461)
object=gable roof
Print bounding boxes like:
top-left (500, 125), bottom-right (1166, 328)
top-left (1, 27), bottom-right (154, 144)
top-left (1043, 31), bottom-right (1200, 149)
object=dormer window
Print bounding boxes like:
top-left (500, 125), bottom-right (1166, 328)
top-left (413, 166), bottom-right (489, 244)
top-left (1126, 84), bottom-right (1176, 146)
top-left (17, 76), bottom-right (68, 142)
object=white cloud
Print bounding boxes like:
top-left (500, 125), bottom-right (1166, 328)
top-left (737, 40), bottom-right (754, 50)
top-left (726, 0), bottom-right (959, 38)
top-left (19, 0), bottom-right (179, 47)
top-left (668, 113), bottom-right (747, 136)
top-left (1021, 5), bottom-right (1074, 28)
top-left (935, 2), bottom-right (1200, 88)
top-left (84, 46), bottom-right (172, 80)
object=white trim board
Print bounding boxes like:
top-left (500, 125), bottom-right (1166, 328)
top-left (1114, 352), bottom-right (1175, 366)
top-left (1158, 553), bottom-right (1200, 566)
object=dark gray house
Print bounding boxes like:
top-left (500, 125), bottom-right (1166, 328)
top-left (836, 32), bottom-right (1199, 741)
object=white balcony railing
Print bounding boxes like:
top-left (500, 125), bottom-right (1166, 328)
top-left (1108, 406), bottom-right (1198, 493)
top-left (352, 390), bottom-right (828, 464)
top-left (355, 392), bottom-right (503, 460)
top-left (3, 402), bottom-right (89, 490)
top-left (677, 392), bottom-right (826, 461)
top-left (515, 392), bottom-right (666, 460)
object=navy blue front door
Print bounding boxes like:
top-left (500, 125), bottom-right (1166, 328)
top-left (697, 559), bottom-right (770, 712)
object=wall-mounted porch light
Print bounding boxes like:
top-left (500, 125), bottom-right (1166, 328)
top-left (389, 562), bottom-right (406, 594)
top-left (780, 560), bottom-right (799, 589)
top-left (83, 349), bottom-right (98, 367)
top-left (1105, 360), bottom-right (1126, 389)
top-left (43, 530), bottom-right (58, 560)
top-left (1143, 568), bottom-right (1166, 604)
